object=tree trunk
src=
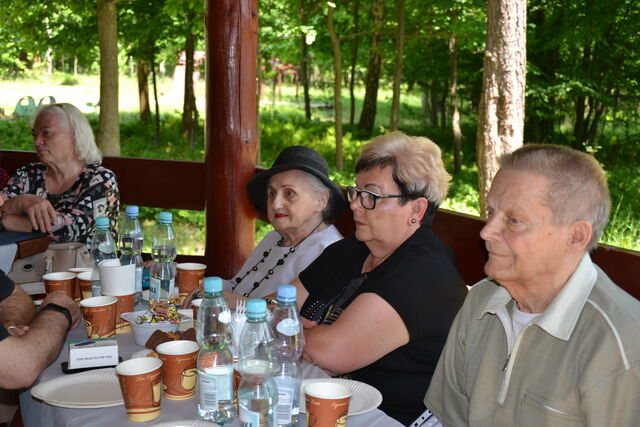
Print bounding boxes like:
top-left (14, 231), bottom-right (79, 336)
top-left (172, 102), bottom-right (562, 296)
top-left (476, 0), bottom-right (527, 214)
top-left (299, 16), bottom-right (311, 121)
top-left (440, 80), bottom-right (448, 129)
top-left (182, 11), bottom-right (198, 148)
top-left (97, 0), bottom-right (120, 156)
top-left (349, 0), bottom-right (360, 125)
top-left (357, 0), bottom-right (384, 135)
top-left (137, 59), bottom-right (151, 123)
top-left (573, 43), bottom-right (591, 147)
top-left (390, 0), bottom-right (405, 131)
top-left (429, 84), bottom-right (439, 127)
top-left (450, 32), bottom-right (463, 174)
top-left (151, 47), bottom-right (161, 146)
top-left (327, 4), bottom-right (344, 172)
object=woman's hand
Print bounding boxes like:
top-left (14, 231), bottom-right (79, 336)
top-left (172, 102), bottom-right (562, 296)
top-left (181, 285), bottom-right (203, 308)
top-left (302, 317), bottom-right (318, 329)
top-left (222, 291), bottom-right (247, 311)
top-left (13, 194), bottom-right (58, 233)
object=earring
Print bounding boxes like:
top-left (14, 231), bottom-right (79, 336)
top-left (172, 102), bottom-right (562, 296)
top-left (410, 218), bottom-right (417, 224)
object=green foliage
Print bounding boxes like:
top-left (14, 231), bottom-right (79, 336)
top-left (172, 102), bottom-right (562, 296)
top-left (59, 73), bottom-right (79, 86)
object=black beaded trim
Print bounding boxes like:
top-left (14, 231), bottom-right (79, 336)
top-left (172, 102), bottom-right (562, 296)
top-left (231, 221), bottom-right (321, 297)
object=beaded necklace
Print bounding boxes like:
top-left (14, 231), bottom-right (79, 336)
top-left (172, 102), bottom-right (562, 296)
top-left (232, 221), bottom-right (324, 297)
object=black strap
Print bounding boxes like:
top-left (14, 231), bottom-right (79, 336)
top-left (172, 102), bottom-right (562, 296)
top-left (41, 303), bottom-right (73, 330)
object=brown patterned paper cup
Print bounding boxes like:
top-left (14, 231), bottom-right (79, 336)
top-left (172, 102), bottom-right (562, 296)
top-left (305, 382), bottom-right (352, 427)
top-left (155, 340), bottom-right (200, 400)
top-left (176, 263), bottom-right (206, 303)
top-left (42, 272), bottom-right (76, 300)
top-left (102, 292), bottom-right (135, 334)
top-left (191, 298), bottom-right (203, 330)
top-left (116, 357), bottom-right (163, 422)
top-left (80, 295), bottom-right (118, 338)
top-left (77, 271), bottom-right (93, 300)
top-left (68, 267), bottom-right (92, 302)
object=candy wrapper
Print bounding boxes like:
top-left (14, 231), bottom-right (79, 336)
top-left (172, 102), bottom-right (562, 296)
top-left (136, 296), bottom-right (182, 324)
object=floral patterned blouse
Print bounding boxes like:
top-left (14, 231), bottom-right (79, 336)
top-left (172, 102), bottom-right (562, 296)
top-left (0, 163), bottom-right (120, 244)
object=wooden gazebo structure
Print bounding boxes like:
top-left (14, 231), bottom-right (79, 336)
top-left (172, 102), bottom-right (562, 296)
top-left (1, 0), bottom-right (639, 299)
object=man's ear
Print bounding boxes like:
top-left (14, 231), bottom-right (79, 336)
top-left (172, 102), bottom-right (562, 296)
top-left (568, 221), bottom-right (592, 253)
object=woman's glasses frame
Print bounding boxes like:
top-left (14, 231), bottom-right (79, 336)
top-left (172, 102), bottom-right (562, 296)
top-left (346, 186), bottom-right (404, 210)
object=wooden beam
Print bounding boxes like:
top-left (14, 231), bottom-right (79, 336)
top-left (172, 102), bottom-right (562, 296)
top-left (0, 150), bottom-right (205, 210)
top-left (204, 0), bottom-right (259, 278)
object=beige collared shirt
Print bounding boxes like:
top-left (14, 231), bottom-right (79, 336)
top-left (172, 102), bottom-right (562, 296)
top-left (425, 254), bottom-right (640, 427)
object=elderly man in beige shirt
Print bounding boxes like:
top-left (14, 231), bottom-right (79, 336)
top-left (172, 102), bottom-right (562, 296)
top-left (424, 144), bottom-right (640, 427)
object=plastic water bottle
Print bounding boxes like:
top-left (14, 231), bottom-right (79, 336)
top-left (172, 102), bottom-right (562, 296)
top-left (197, 277), bottom-right (236, 424)
top-left (118, 205), bottom-right (144, 305)
top-left (271, 285), bottom-right (304, 426)
top-left (89, 216), bottom-right (117, 296)
top-left (149, 211), bottom-right (176, 301)
top-left (238, 299), bottom-right (279, 426)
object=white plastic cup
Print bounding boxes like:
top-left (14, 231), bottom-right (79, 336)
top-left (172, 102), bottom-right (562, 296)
top-left (99, 260), bottom-right (135, 296)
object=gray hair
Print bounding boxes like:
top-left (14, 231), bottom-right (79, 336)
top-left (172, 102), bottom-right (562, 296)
top-left (36, 103), bottom-right (102, 165)
top-left (499, 144), bottom-right (610, 251)
top-left (355, 131), bottom-right (451, 225)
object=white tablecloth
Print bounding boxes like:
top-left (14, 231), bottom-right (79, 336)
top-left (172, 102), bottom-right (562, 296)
top-left (19, 321), bottom-right (402, 427)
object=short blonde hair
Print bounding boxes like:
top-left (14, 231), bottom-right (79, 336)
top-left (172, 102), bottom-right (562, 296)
top-left (355, 131), bottom-right (451, 224)
top-left (36, 103), bottom-right (102, 165)
top-left (500, 144), bottom-right (610, 250)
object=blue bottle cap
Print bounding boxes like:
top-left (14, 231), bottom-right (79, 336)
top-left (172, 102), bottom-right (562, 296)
top-left (125, 205), bottom-right (139, 217)
top-left (203, 276), bottom-right (222, 293)
top-left (277, 284), bottom-right (296, 302)
top-left (95, 216), bottom-right (110, 229)
top-left (159, 212), bottom-right (172, 224)
top-left (246, 299), bottom-right (267, 319)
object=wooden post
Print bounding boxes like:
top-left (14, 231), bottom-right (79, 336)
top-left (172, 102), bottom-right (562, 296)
top-left (204, 0), bottom-right (259, 277)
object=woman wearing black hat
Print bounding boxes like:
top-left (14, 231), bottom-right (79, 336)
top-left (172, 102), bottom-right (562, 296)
top-left (183, 146), bottom-right (347, 307)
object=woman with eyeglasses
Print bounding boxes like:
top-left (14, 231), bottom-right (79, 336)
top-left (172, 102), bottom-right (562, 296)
top-left (292, 131), bottom-right (467, 424)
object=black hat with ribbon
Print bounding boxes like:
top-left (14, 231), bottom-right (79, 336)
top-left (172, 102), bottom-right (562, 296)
top-left (247, 146), bottom-right (348, 222)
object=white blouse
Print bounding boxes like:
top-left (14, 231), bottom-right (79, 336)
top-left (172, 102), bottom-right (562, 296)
top-left (223, 225), bottom-right (343, 298)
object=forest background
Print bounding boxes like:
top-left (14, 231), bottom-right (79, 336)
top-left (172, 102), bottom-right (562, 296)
top-left (0, 0), bottom-right (638, 254)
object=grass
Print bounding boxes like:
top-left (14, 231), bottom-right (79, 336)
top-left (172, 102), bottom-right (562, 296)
top-left (0, 73), bottom-right (638, 253)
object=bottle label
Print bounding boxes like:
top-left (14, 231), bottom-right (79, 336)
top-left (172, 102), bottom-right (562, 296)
top-left (275, 377), bottom-right (295, 424)
top-left (276, 318), bottom-right (300, 336)
top-left (134, 266), bottom-right (143, 293)
top-left (218, 309), bottom-right (231, 324)
top-left (239, 406), bottom-right (261, 426)
top-left (149, 277), bottom-right (160, 301)
top-left (198, 366), bottom-right (234, 410)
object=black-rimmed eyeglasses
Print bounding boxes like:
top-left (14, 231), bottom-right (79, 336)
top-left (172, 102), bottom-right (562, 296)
top-left (346, 186), bottom-right (403, 210)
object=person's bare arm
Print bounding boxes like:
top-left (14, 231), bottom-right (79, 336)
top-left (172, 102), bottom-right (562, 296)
top-left (302, 292), bottom-right (409, 374)
top-left (0, 213), bottom-right (35, 233)
top-left (222, 291), bottom-right (249, 311)
top-left (0, 285), bottom-right (37, 330)
top-left (0, 292), bottom-right (81, 389)
top-left (1, 195), bottom-right (57, 233)
top-left (290, 277), bottom-right (309, 310)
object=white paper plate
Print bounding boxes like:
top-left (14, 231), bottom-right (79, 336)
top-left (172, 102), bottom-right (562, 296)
top-left (31, 368), bottom-right (123, 408)
top-left (130, 349), bottom-right (155, 359)
top-left (300, 378), bottom-right (383, 416)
